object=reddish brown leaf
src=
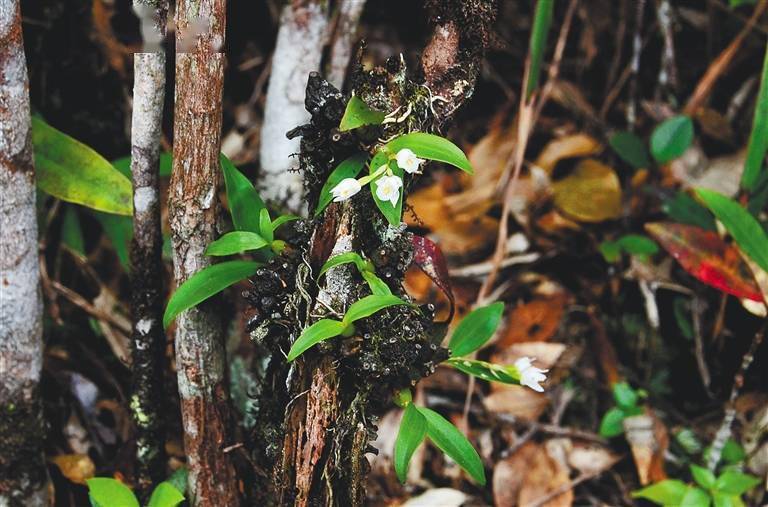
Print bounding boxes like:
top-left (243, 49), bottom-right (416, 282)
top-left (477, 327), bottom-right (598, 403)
top-left (645, 222), bottom-right (762, 302)
top-left (411, 235), bottom-right (455, 322)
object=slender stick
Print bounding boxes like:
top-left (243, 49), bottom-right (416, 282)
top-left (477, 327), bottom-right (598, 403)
top-left (129, 1), bottom-right (168, 496)
top-left (169, 0), bottom-right (241, 504)
top-left (0, 1), bottom-right (50, 504)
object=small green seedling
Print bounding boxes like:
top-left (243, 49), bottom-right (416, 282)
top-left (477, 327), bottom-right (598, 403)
top-left (318, 252), bottom-right (391, 295)
top-left (598, 382), bottom-right (646, 438)
top-left (87, 472), bottom-right (185, 507)
top-left (599, 234), bottom-right (659, 263)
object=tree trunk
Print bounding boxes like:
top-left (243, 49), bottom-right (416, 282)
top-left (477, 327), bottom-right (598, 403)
top-left (259, 0), bottom-right (329, 214)
top-left (327, 0), bottom-right (366, 89)
top-left (254, 2), bottom-right (498, 505)
top-left (129, 0), bottom-right (168, 494)
top-left (0, 1), bottom-right (50, 505)
top-left (169, 0), bottom-right (240, 504)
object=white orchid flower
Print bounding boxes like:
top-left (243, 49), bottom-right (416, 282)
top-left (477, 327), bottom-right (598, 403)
top-left (395, 148), bottom-right (425, 174)
top-left (331, 178), bottom-right (362, 202)
top-left (514, 357), bottom-right (548, 392)
top-left (375, 174), bottom-right (403, 206)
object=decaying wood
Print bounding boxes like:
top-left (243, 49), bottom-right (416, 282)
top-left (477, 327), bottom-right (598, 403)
top-left (327, 0), bottom-right (367, 89)
top-left (0, 1), bottom-right (50, 505)
top-left (169, 0), bottom-right (239, 504)
top-left (129, 0), bottom-right (168, 494)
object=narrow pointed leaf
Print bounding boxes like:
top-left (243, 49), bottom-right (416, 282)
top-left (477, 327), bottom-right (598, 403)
top-left (270, 214), bottom-right (300, 232)
top-left (741, 41), bottom-right (768, 191)
top-left (339, 96), bottom-right (386, 131)
top-left (147, 482), bottom-right (185, 507)
top-left (446, 357), bottom-right (519, 384)
top-left (715, 470), bottom-right (761, 495)
top-left (163, 260), bottom-right (260, 328)
top-left (286, 319), bottom-right (347, 361)
top-left (394, 403), bottom-right (427, 483)
top-left (448, 302), bottom-right (505, 357)
top-left (695, 188), bottom-right (768, 273)
top-left (417, 407), bottom-right (486, 485)
top-left (632, 479), bottom-right (689, 505)
top-left (318, 252), bottom-right (371, 278)
top-left (86, 478), bottom-right (139, 507)
top-left (93, 212), bottom-right (133, 269)
top-left (343, 294), bottom-right (408, 325)
top-left (205, 231), bottom-right (269, 256)
top-left (315, 153), bottom-right (367, 215)
top-left (221, 154), bottom-right (266, 234)
top-left (650, 115), bottom-right (694, 163)
top-left (387, 132), bottom-right (473, 174)
top-left (361, 271), bottom-right (392, 296)
top-left (259, 208), bottom-right (273, 243)
top-left (61, 206), bottom-right (85, 257)
top-left (32, 117), bottom-right (133, 215)
top-left (646, 222), bottom-right (762, 301)
top-left (525, 0), bottom-right (554, 98)
top-left (690, 464), bottom-right (716, 489)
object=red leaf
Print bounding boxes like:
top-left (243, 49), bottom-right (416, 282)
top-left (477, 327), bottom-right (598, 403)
top-left (645, 222), bottom-right (762, 302)
top-left (411, 235), bottom-right (455, 322)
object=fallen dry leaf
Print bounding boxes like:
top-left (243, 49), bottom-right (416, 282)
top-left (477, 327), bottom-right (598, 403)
top-left (567, 443), bottom-right (618, 476)
top-left (516, 440), bottom-right (573, 507)
top-left (533, 134), bottom-right (602, 175)
top-left (623, 410), bottom-right (668, 485)
top-left (401, 488), bottom-right (468, 507)
top-left (51, 453), bottom-right (95, 485)
top-left (498, 297), bottom-right (567, 347)
top-left (646, 222), bottom-right (763, 302)
top-left (483, 386), bottom-right (550, 421)
top-left (552, 159), bottom-right (622, 222)
top-left (493, 441), bottom-right (539, 507)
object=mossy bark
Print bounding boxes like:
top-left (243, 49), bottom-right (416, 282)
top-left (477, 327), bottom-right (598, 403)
top-left (250, 2), bottom-right (498, 504)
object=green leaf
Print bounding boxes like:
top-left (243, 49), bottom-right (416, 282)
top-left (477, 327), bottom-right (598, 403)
top-left (339, 96), bottom-right (386, 131)
top-left (387, 133), bottom-right (473, 174)
top-left (632, 479), bottom-right (689, 506)
top-left (315, 153), bottom-right (367, 215)
top-left (270, 214), bottom-right (300, 233)
top-left (86, 478), bottom-right (139, 507)
top-left (259, 208), bottom-right (273, 243)
top-left (147, 482), bottom-right (185, 507)
top-left (691, 464), bottom-right (717, 489)
top-left (417, 407), bottom-right (486, 485)
top-left (695, 188), bottom-right (768, 273)
top-left (612, 382), bottom-right (639, 410)
top-left (599, 406), bottom-right (627, 438)
top-left (448, 302), bottom-right (504, 357)
top-left (286, 319), bottom-right (348, 361)
top-left (674, 428), bottom-right (702, 455)
top-left (93, 212), bottom-right (133, 269)
top-left (394, 403), bottom-right (427, 483)
top-left (61, 206), bottom-right (85, 257)
top-left (221, 154), bottom-right (266, 234)
top-left (650, 115), bottom-right (694, 164)
top-left (610, 131), bottom-right (652, 169)
top-left (662, 191), bottom-right (717, 231)
top-left (714, 470), bottom-right (761, 495)
top-left (370, 158), bottom-right (404, 226)
top-left (361, 270), bottom-right (392, 296)
top-left (681, 487), bottom-right (712, 507)
top-left (721, 440), bottom-right (747, 464)
top-left (599, 240), bottom-right (622, 263)
top-left (32, 117), bottom-right (133, 215)
top-left (741, 41), bottom-right (768, 191)
top-left (318, 252), bottom-right (372, 278)
top-left (205, 231), bottom-right (269, 256)
top-left (712, 491), bottom-right (742, 507)
top-left (163, 260), bottom-right (260, 328)
top-left (617, 234), bottom-right (658, 259)
top-left (446, 357), bottom-right (518, 384)
top-left (166, 467), bottom-right (188, 495)
top-left (525, 0), bottom-right (554, 99)
top-left (342, 294), bottom-right (408, 325)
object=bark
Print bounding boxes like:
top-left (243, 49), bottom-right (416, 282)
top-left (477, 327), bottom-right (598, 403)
top-left (327, 0), bottom-right (367, 89)
top-left (259, 0), bottom-right (330, 214)
top-left (0, 1), bottom-right (50, 505)
top-left (169, 0), bottom-right (240, 504)
top-left (256, 2), bottom-right (498, 505)
top-left (129, 0), bottom-right (168, 494)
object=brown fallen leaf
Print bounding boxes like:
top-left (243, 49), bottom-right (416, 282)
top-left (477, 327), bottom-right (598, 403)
top-left (517, 440), bottom-right (573, 507)
top-left (552, 159), bottom-right (622, 222)
top-left (401, 488), bottom-right (469, 506)
top-left (533, 134), bottom-right (602, 175)
top-left (566, 443), bottom-right (618, 476)
top-left (51, 453), bottom-right (95, 485)
top-left (493, 441), bottom-right (539, 507)
top-left (498, 297), bottom-right (567, 347)
top-left (623, 410), bottom-right (668, 485)
top-left (483, 386), bottom-right (550, 421)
